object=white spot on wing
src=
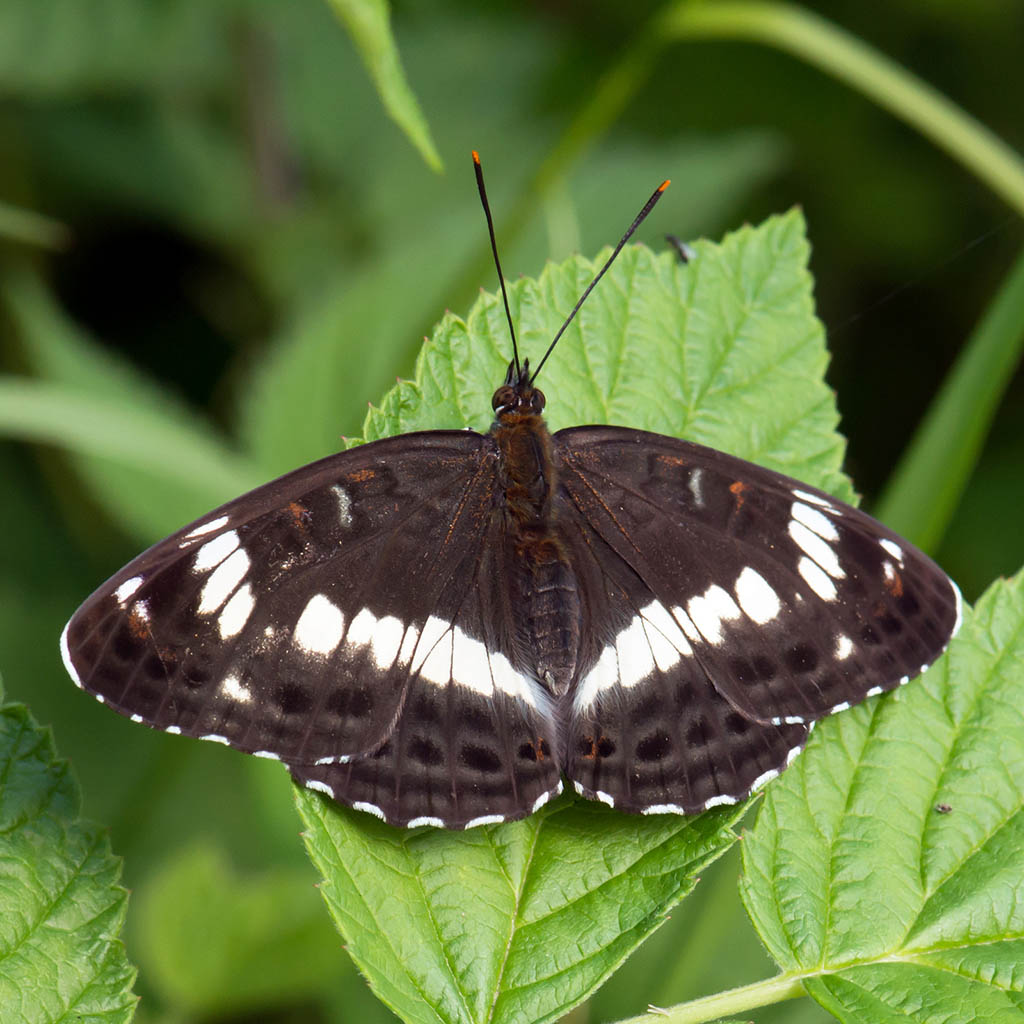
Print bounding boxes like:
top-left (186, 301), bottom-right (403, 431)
top-left (201, 733), bottom-right (230, 745)
top-left (294, 594), bottom-right (345, 656)
top-left (182, 515), bottom-right (229, 543)
top-left (616, 616), bottom-right (655, 687)
top-left (130, 713), bottom-right (144, 723)
top-left (331, 485), bottom-right (353, 528)
top-left (750, 767), bottom-right (780, 792)
top-left (347, 606), bottom-right (376, 647)
top-left (950, 578), bottom-right (964, 639)
top-left (60, 620), bottom-right (83, 687)
top-left (830, 700), bottom-right (851, 714)
top-left (641, 600), bottom-right (693, 665)
top-left (115, 576), bottom-right (144, 605)
top-left (132, 599), bottom-right (151, 624)
top-left (880, 538), bottom-right (904, 563)
top-left (407, 816), bottom-right (445, 829)
top-left (791, 501), bottom-right (839, 541)
top-left (672, 606), bottom-right (702, 644)
top-left (594, 790), bottom-right (615, 807)
top-left (353, 801), bottom-right (386, 821)
top-left (687, 584), bottom-right (742, 645)
top-left (864, 686), bottom-right (884, 698)
top-left (488, 650), bottom-right (538, 708)
top-left (464, 814), bottom-right (505, 828)
top-left (688, 467), bottom-right (705, 507)
top-left (198, 547), bottom-right (250, 614)
top-left (414, 615), bottom-right (453, 685)
top-left (370, 615), bottom-right (405, 670)
top-left (798, 556), bottom-right (838, 601)
top-left (347, 608), bottom-right (405, 671)
top-left (532, 783), bottom-right (562, 813)
top-left (574, 600), bottom-right (697, 713)
top-left (451, 627), bottom-right (494, 696)
top-left (735, 567), bottom-right (781, 624)
top-left (218, 583), bottom-right (255, 639)
top-left (704, 793), bottom-right (738, 808)
top-left (788, 521), bottom-right (844, 579)
top-left (305, 780), bottom-right (333, 796)
top-left (166, 725), bottom-right (181, 735)
top-left (574, 644), bottom-right (618, 712)
top-left (793, 489), bottom-right (834, 510)
top-left (221, 673), bottom-right (252, 703)
top-left (835, 634), bottom-right (853, 660)
top-left (770, 713), bottom-right (807, 725)
top-left (253, 750), bottom-right (279, 760)
top-left (194, 530), bottom-right (240, 572)
top-left (642, 804), bottom-right (686, 815)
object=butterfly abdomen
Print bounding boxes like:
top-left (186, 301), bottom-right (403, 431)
top-left (524, 546), bottom-right (580, 697)
top-left (494, 408), bottom-right (581, 696)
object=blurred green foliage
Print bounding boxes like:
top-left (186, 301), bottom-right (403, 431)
top-left (1, 0), bottom-right (1022, 1022)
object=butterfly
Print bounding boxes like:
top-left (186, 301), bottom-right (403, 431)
top-left (61, 153), bottom-right (962, 829)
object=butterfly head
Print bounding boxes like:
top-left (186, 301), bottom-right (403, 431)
top-left (492, 359), bottom-right (546, 421)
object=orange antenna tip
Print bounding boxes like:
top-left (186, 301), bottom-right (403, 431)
top-left (472, 150), bottom-right (481, 164)
top-left (658, 180), bottom-right (670, 192)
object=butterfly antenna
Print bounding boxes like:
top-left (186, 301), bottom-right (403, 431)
top-left (473, 151), bottom-right (521, 378)
top-left (529, 179), bottom-right (670, 384)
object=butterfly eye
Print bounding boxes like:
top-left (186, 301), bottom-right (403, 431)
top-left (492, 386), bottom-right (515, 411)
top-left (531, 388), bottom-right (546, 413)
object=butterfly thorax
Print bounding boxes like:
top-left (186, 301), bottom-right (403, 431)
top-left (491, 366), bottom-right (580, 697)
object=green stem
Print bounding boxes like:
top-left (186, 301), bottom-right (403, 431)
top-left (519, 0), bottom-right (1024, 220)
top-left (874, 243), bottom-right (1024, 551)
top-left (440, 0), bottom-right (1024, 328)
top-left (658, 1), bottom-right (1024, 216)
top-left (618, 972), bottom-right (805, 1023)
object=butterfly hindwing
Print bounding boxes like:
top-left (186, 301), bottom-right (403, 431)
top-left (555, 504), bottom-right (810, 812)
top-left (291, 514), bottom-right (563, 827)
top-left (555, 426), bottom-right (962, 735)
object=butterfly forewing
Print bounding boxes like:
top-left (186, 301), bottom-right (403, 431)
top-left (555, 426), bottom-right (962, 734)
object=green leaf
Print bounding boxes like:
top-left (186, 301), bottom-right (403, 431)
top-left (295, 209), bottom-right (854, 1024)
top-left (363, 209), bottom-right (851, 496)
top-left (1, 269), bottom-right (262, 542)
top-left (324, 0), bottom-right (442, 171)
top-left (298, 793), bottom-right (743, 1024)
top-left (132, 841), bottom-right (342, 1018)
top-left (0, 685), bottom-right (136, 1022)
top-left (740, 569), bottom-right (1024, 1023)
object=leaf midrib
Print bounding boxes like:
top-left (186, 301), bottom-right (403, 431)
top-left (483, 820), bottom-right (543, 1024)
